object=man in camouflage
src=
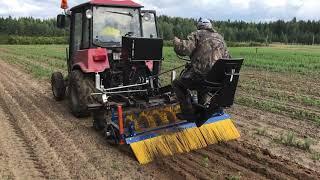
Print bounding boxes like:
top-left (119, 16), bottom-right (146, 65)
top-left (172, 18), bottom-right (231, 123)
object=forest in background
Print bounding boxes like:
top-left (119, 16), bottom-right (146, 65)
top-left (0, 16), bottom-right (320, 45)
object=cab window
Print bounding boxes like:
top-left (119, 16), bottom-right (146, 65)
top-left (74, 13), bottom-right (82, 51)
top-left (142, 12), bottom-right (158, 38)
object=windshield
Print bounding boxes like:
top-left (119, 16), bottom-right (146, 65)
top-left (93, 6), bottom-right (141, 47)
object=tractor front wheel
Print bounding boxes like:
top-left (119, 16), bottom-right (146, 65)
top-left (68, 70), bottom-right (96, 118)
top-left (51, 72), bottom-right (66, 101)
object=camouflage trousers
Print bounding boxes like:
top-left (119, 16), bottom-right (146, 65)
top-left (172, 68), bottom-right (208, 114)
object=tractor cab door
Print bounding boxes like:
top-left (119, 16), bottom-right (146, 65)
top-left (141, 10), bottom-right (159, 38)
top-left (69, 7), bottom-right (91, 72)
top-left (141, 10), bottom-right (161, 87)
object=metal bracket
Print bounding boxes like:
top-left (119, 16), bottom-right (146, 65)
top-left (225, 69), bottom-right (240, 82)
top-left (102, 94), bottom-right (109, 103)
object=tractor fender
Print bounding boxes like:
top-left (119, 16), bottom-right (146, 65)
top-left (72, 48), bottom-right (110, 73)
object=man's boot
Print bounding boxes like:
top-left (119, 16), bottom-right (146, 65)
top-left (195, 106), bottom-right (224, 127)
top-left (176, 113), bottom-right (199, 122)
top-left (176, 105), bottom-right (198, 122)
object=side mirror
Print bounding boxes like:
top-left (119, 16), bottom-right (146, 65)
top-left (57, 14), bottom-right (66, 29)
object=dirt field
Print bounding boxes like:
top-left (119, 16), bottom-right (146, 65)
top-left (0, 45), bottom-right (319, 179)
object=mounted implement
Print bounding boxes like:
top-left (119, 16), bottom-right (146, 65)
top-left (51, 0), bottom-right (244, 164)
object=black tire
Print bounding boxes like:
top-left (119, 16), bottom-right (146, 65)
top-left (68, 70), bottom-right (96, 118)
top-left (51, 72), bottom-right (66, 101)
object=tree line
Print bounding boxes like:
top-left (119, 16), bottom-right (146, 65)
top-left (0, 16), bottom-right (66, 37)
top-left (0, 16), bottom-right (68, 44)
top-left (0, 16), bottom-right (320, 45)
top-left (159, 16), bottom-right (320, 45)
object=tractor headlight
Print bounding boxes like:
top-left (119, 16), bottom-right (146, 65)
top-left (86, 9), bottom-right (93, 19)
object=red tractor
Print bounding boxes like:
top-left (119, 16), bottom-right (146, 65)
top-left (52, 0), bottom-right (164, 118)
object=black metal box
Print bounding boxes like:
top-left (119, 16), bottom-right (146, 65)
top-left (122, 37), bottom-right (163, 61)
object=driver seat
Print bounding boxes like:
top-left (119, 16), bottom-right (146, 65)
top-left (193, 58), bottom-right (244, 119)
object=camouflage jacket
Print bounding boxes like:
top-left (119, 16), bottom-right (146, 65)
top-left (174, 29), bottom-right (231, 75)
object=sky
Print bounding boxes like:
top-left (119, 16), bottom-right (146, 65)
top-left (0, 0), bottom-right (319, 22)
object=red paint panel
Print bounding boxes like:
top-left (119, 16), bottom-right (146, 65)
top-left (73, 48), bottom-right (110, 73)
top-left (93, 55), bottom-right (107, 61)
top-left (145, 61), bottom-right (153, 71)
top-left (90, 0), bottom-right (142, 7)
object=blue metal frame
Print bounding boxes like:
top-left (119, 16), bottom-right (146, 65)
top-left (125, 113), bottom-right (231, 144)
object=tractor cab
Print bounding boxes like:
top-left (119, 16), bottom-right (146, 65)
top-left (57, 0), bottom-right (162, 75)
top-left (60, 1), bottom-right (159, 50)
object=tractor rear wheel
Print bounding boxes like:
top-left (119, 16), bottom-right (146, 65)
top-left (51, 72), bottom-right (66, 101)
top-left (68, 70), bottom-right (96, 118)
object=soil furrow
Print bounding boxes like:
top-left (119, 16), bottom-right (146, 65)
top-left (194, 149), bottom-right (267, 179)
top-left (0, 144), bottom-right (15, 179)
top-left (168, 157), bottom-right (212, 180)
top-left (229, 104), bottom-right (320, 172)
top-left (0, 60), bottom-right (145, 179)
top-left (155, 159), bottom-right (196, 180)
top-left (0, 95), bottom-right (46, 179)
top-left (0, 81), bottom-right (75, 179)
top-left (220, 142), bottom-right (319, 179)
top-left (0, 69), bottom-right (104, 179)
top-left (0, 56), bottom-right (169, 179)
top-left (230, 105), bottom-right (320, 139)
top-left (207, 144), bottom-right (295, 180)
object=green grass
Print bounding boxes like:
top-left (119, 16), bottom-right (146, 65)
top-left (3, 45), bottom-right (68, 61)
top-left (255, 127), bottom-right (268, 136)
top-left (0, 52), bottom-right (52, 79)
top-left (274, 132), bottom-right (314, 151)
top-left (201, 156), bottom-right (209, 168)
top-left (1, 44), bottom-right (319, 77)
top-left (226, 173), bottom-right (242, 180)
top-left (162, 45), bottom-right (320, 75)
top-left (0, 45), bottom-right (67, 79)
top-left (237, 96), bottom-right (320, 124)
top-left (311, 152), bottom-right (320, 161)
top-left (239, 83), bottom-right (320, 108)
top-left (231, 47), bottom-right (320, 75)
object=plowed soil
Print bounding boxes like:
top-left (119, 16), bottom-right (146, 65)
top-left (0, 59), bottom-right (319, 179)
